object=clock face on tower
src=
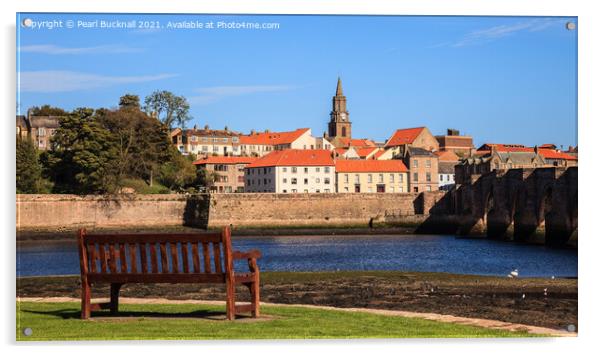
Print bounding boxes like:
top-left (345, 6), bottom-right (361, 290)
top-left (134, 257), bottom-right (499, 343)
top-left (340, 113), bottom-right (346, 121)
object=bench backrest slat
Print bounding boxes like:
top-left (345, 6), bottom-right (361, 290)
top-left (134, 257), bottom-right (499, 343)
top-left (191, 243), bottom-right (201, 273)
top-left (79, 230), bottom-right (230, 277)
top-left (202, 242), bottom-right (211, 273)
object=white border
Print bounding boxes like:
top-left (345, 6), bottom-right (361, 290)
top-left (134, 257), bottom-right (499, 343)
top-left (3, 1), bottom-right (601, 353)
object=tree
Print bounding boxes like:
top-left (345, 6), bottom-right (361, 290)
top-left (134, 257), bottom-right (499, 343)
top-left (46, 108), bottom-right (118, 194)
top-left (30, 104), bottom-right (67, 116)
top-left (98, 105), bottom-right (172, 188)
top-left (144, 90), bottom-right (192, 129)
top-left (16, 137), bottom-right (42, 193)
top-left (119, 94), bottom-right (141, 110)
top-left (158, 151), bottom-right (197, 191)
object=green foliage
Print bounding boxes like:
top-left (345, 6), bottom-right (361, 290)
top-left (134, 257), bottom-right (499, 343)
top-left (144, 90), bottom-right (191, 129)
top-left (45, 108), bottom-right (118, 194)
top-left (29, 104), bottom-right (67, 116)
top-left (120, 178), bottom-right (171, 194)
top-left (118, 94), bottom-right (141, 110)
top-left (16, 137), bottom-right (42, 193)
top-left (97, 105), bottom-right (172, 190)
top-left (158, 150), bottom-right (197, 191)
top-left (16, 301), bottom-right (538, 340)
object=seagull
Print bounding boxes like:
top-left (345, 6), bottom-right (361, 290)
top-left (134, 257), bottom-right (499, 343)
top-left (508, 269), bottom-right (519, 278)
top-left (522, 293), bottom-right (526, 300)
top-left (544, 288), bottom-right (548, 296)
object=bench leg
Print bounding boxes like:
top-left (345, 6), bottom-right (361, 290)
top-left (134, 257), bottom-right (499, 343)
top-left (110, 283), bottom-right (123, 315)
top-left (226, 278), bottom-right (235, 320)
top-left (251, 276), bottom-right (260, 318)
top-left (81, 280), bottom-right (91, 319)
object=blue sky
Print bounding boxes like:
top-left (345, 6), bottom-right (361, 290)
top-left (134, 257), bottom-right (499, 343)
top-left (16, 13), bottom-right (577, 148)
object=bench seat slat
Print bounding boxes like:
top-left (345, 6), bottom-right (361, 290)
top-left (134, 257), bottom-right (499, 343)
top-left (86, 233), bottom-right (221, 244)
top-left (88, 273), bottom-right (226, 284)
top-left (88, 246), bottom-right (97, 273)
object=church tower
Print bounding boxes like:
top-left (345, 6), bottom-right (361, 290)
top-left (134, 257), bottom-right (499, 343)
top-left (328, 77), bottom-right (351, 140)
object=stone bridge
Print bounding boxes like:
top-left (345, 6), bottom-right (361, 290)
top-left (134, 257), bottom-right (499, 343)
top-left (453, 167), bottom-right (577, 246)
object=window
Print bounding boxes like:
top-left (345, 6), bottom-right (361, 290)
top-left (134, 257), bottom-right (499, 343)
top-left (316, 189), bottom-right (320, 193)
top-left (399, 174), bottom-right (404, 182)
top-left (389, 186), bottom-right (395, 193)
top-left (324, 177), bottom-right (330, 185)
top-left (447, 175), bottom-right (450, 182)
top-left (413, 173), bottom-right (418, 182)
top-left (325, 189), bottom-right (330, 193)
top-left (191, 136), bottom-right (197, 142)
top-left (414, 187), bottom-right (418, 192)
top-left (233, 146), bottom-right (239, 152)
top-left (264, 178), bottom-right (268, 185)
top-left (213, 146), bottom-right (219, 152)
top-left (440, 175), bottom-right (444, 181)
top-left (213, 138), bottom-right (219, 143)
top-left (304, 178), bottom-right (308, 185)
top-left (316, 167), bottom-right (320, 172)
top-left (413, 159), bottom-right (418, 168)
top-left (282, 167), bottom-right (287, 172)
top-left (324, 166), bottom-right (330, 173)
top-left (283, 189), bottom-right (287, 193)
top-left (344, 187), bottom-right (349, 192)
top-left (222, 138), bottom-right (228, 143)
top-left (304, 167), bottom-right (308, 173)
top-left (263, 167), bottom-right (267, 174)
top-left (283, 178), bottom-right (287, 183)
top-left (389, 174), bottom-right (394, 183)
top-left (355, 174), bottom-right (360, 183)
top-left (202, 146), bottom-right (208, 152)
top-left (291, 178), bottom-right (297, 185)
top-left (304, 189), bottom-right (309, 193)
top-left (426, 172), bottom-right (431, 182)
top-left (368, 174), bottom-right (373, 183)
top-left (368, 187), bottom-right (373, 193)
top-left (292, 189), bottom-right (297, 193)
top-left (202, 137), bottom-right (208, 143)
top-left (344, 174), bottom-right (349, 183)
top-left (426, 185), bottom-right (432, 191)
top-left (378, 174), bottom-right (384, 183)
top-left (38, 128), bottom-right (46, 136)
top-left (232, 137), bottom-right (239, 143)
top-left (426, 159), bottom-right (431, 168)
top-left (292, 167), bottom-right (297, 173)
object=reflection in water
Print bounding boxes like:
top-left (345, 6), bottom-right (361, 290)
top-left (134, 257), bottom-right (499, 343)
top-left (16, 235), bottom-right (577, 277)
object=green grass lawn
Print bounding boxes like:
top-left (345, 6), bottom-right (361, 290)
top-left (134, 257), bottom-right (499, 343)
top-left (16, 301), bottom-right (540, 341)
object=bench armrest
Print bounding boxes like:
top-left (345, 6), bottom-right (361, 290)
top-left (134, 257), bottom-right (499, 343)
top-left (232, 249), bottom-right (262, 260)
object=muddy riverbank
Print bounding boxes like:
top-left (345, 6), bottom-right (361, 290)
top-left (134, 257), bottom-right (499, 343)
top-left (16, 271), bottom-right (577, 331)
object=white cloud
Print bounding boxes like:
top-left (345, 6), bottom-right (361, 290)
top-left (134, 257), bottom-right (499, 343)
top-left (190, 85), bottom-right (296, 104)
top-left (449, 18), bottom-right (566, 47)
top-left (18, 71), bottom-right (177, 93)
top-left (18, 44), bottom-right (143, 55)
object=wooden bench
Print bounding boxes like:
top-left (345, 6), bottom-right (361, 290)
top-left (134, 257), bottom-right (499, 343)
top-left (76, 226), bottom-right (261, 320)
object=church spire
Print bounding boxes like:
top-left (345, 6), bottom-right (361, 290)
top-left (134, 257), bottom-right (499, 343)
top-left (336, 77), bottom-right (344, 96)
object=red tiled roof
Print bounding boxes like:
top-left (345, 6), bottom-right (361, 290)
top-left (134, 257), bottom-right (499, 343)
top-left (335, 159), bottom-right (408, 173)
top-left (539, 144), bottom-right (557, 149)
top-left (334, 148), bottom-right (350, 155)
top-left (239, 128), bottom-right (310, 146)
top-left (355, 147), bottom-right (379, 158)
top-left (373, 149), bottom-right (386, 159)
top-left (349, 139), bottom-right (376, 148)
top-left (538, 149), bottom-right (578, 161)
top-left (384, 127), bottom-right (425, 147)
top-left (193, 156), bottom-right (257, 165)
top-left (246, 149), bottom-right (335, 168)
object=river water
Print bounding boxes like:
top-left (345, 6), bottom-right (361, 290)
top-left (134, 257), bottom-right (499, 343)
top-left (16, 234), bottom-right (577, 278)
